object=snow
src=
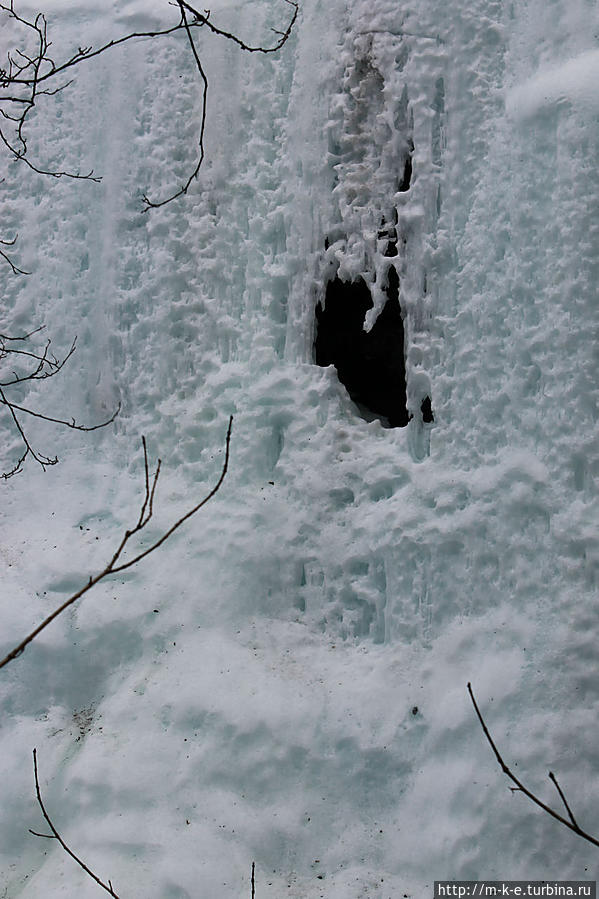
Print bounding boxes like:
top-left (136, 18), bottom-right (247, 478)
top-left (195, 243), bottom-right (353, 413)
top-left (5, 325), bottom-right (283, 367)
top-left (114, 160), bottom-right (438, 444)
top-left (1, 0), bottom-right (599, 895)
top-left (506, 49), bottom-right (599, 120)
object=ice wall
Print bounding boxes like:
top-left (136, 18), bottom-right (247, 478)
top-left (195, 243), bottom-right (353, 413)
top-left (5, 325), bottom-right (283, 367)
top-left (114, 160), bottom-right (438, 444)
top-left (1, 0), bottom-right (599, 896)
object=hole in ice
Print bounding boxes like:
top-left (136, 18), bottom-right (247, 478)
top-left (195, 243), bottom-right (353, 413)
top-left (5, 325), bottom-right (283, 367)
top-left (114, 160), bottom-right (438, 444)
top-left (384, 235), bottom-right (398, 257)
top-left (421, 395), bottom-right (434, 423)
top-left (378, 219), bottom-right (398, 257)
top-left (369, 480), bottom-right (394, 502)
top-left (329, 487), bottom-right (355, 507)
top-left (314, 268), bottom-right (409, 428)
top-left (398, 137), bottom-right (414, 192)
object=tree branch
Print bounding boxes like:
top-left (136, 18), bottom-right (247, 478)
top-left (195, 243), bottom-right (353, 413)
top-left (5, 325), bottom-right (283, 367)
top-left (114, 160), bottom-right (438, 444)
top-left (142, 0), bottom-right (298, 208)
top-left (1, 396), bottom-right (121, 431)
top-left (548, 770), bottom-right (579, 829)
top-left (468, 682), bottom-right (599, 849)
top-left (30, 748), bottom-right (121, 898)
top-left (1, 1), bottom-right (298, 200)
top-left (179, 0), bottom-right (298, 53)
top-left (0, 329), bottom-right (119, 478)
top-left (0, 232), bottom-right (30, 274)
top-left (141, 0), bottom-right (208, 210)
top-left (0, 335), bottom-right (76, 385)
top-left (0, 415), bottom-right (232, 669)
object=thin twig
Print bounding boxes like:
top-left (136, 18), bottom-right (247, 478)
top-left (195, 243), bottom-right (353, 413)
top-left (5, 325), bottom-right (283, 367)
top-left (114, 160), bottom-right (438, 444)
top-left (142, 0), bottom-right (208, 209)
top-left (1, 1), bottom-right (298, 199)
top-left (0, 325), bottom-right (45, 341)
top-left (468, 682), bottom-right (599, 849)
top-left (30, 748), bottom-right (121, 898)
top-left (0, 329), bottom-right (119, 477)
top-left (4, 16), bottom-right (192, 85)
top-left (0, 336), bottom-right (76, 385)
top-left (179, 0), bottom-right (298, 54)
top-left (1, 397), bottom-right (121, 431)
top-left (0, 4), bottom-right (198, 181)
top-left (0, 233), bottom-right (30, 274)
top-left (549, 770), bottom-right (579, 829)
top-left (0, 416), bottom-right (233, 669)
top-left (142, 0), bottom-right (297, 208)
top-left (0, 386), bottom-right (58, 474)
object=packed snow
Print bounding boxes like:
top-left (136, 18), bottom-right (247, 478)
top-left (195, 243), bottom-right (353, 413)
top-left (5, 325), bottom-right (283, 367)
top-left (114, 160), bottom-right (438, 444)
top-left (1, 0), bottom-right (599, 896)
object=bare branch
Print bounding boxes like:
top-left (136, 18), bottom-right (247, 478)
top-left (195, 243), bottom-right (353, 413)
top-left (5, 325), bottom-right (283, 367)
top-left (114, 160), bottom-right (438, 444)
top-left (549, 770), bottom-right (579, 829)
top-left (0, 415), bottom-right (233, 669)
top-left (0, 336), bottom-right (77, 385)
top-left (0, 386), bottom-right (58, 475)
top-left (30, 748), bottom-right (121, 898)
top-left (142, 0), bottom-right (297, 208)
top-left (1, 397), bottom-right (121, 431)
top-left (0, 3), bottom-right (200, 182)
top-left (0, 125), bottom-right (100, 180)
top-left (5, 19), bottom-right (192, 85)
top-left (179, 0), bottom-right (298, 53)
top-left (142, 0), bottom-right (208, 209)
top-left (0, 233), bottom-right (30, 274)
top-left (0, 0), bottom-right (156, 181)
top-left (0, 0), bottom-right (298, 206)
top-left (0, 325), bottom-right (44, 341)
top-left (468, 682), bottom-right (599, 849)
top-left (0, 329), bottom-right (119, 478)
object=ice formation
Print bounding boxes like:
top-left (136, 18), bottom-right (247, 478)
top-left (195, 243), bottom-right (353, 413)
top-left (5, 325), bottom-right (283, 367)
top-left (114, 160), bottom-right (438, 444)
top-left (1, 0), bottom-right (599, 896)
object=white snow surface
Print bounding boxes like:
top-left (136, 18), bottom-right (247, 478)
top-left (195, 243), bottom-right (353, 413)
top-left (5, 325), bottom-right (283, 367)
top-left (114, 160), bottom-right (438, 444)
top-left (1, 0), bottom-right (599, 895)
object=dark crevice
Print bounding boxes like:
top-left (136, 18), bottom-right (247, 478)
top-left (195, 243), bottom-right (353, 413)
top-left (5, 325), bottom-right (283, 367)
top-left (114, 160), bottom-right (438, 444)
top-left (377, 223), bottom-right (398, 258)
top-left (314, 268), bottom-right (409, 428)
top-left (386, 264), bottom-right (399, 303)
top-left (398, 138), bottom-right (414, 192)
top-left (384, 236), bottom-right (398, 257)
top-left (421, 396), bottom-right (434, 423)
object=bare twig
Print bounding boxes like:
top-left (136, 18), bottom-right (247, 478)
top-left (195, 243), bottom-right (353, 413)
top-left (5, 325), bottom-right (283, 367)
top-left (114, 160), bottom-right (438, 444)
top-left (179, 0), bottom-right (298, 54)
top-left (0, 233), bottom-right (30, 274)
top-left (1, 396), bottom-right (120, 431)
top-left (1, 0), bottom-right (298, 204)
top-left (0, 415), bottom-right (232, 669)
top-left (251, 861), bottom-right (255, 899)
top-left (548, 770), bottom-right (579, 829)
top-left (0, 1), bottom-right (186, 181)
top-left (141, 0), bottom-right (208, 210)
top-left (468, 682), bottom-right (599, 849)
top-left (0, 329), bottom-right (119, 478)
top-left (0, 335), bottom-right (76, 385)
top-left (0, 325), bottom-right (44, 340)
top-left (30, 748), bottom-right (121, 898)
top-left (142, 0), bottom-right (298, 208)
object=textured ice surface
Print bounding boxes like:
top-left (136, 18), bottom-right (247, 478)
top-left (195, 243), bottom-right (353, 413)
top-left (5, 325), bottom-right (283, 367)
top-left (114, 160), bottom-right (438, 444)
top-left (1, 0), bottom-right (599, 896)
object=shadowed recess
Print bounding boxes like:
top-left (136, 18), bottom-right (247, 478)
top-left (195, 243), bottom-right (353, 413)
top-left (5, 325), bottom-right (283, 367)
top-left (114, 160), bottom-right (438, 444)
top-left (398, 137), bottom-right (414, 192)
top-left (314, 268), bottom-right (409, 427)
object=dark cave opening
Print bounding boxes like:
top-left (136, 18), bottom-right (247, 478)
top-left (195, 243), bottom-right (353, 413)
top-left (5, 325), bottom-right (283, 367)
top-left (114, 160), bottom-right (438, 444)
top-left (421, 395), bottom-right (434, 423)
top-left (314, 268), bottom-right (410, 428)
top-left (398, 138), bottom-right (414, 192)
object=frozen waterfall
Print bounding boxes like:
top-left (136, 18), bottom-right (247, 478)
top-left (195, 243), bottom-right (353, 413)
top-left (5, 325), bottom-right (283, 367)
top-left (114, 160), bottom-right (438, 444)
top-left (1, 0), bottom-right (599, 895)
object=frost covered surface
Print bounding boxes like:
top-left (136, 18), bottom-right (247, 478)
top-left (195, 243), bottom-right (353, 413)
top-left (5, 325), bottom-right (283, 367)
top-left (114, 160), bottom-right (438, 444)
top-left (1, 0), bottom-right (599, 895)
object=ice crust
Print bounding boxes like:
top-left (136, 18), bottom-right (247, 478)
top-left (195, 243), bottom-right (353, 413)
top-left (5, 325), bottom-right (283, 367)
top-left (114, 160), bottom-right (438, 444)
top-left (1, 0), bottom-right (599, 896)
